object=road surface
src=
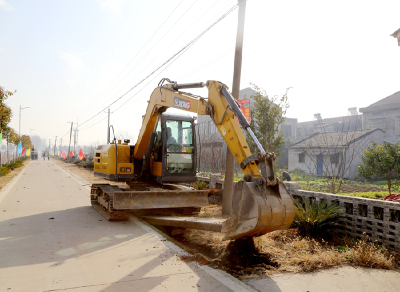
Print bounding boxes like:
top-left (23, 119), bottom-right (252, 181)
top-left (1, 160), bottom-right (399, 292)
top-left (0, 160), bottom-right (253, 292)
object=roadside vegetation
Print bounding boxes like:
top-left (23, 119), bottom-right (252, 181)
top-left (173, 199), bottom-right (399, 276)
top-left (0, 157), bottom-right (30, 191)
top-left (0, 157), bottom-right (29, 177)
top-left (286, 168), bottom-right (398, 199)
top-left (57, 156), bottom-right (94, 170)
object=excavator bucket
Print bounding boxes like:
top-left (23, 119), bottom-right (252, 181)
top-left (224, 181), bottom-right (295, 240)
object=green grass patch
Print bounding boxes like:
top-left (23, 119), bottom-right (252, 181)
top-left (337, 191), bottom-right (389, 199)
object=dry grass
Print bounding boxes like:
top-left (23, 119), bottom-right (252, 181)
top-left (178, 226), bottom-right (398, 276)
top-left (351, 239), bottom-right (395, 269)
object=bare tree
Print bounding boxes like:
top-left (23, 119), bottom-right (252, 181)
top-left (196, 121), bottom-right (227, 174)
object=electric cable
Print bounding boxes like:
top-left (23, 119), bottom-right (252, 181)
top-left (79, 0), bottom-right (199, 120)
top-left (77, 0), bottom-right (186, 118)
top-left (78, 3), bottom-right (239, 128)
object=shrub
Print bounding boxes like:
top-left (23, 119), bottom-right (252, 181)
top-left (293, 197), bottom-right (345, 237)
top-left (0, 166), bottom-right (10, 177)
top-left (84, 160), bottom-right (94, 169)
top-left (194, 181), bottom-right (208, 190)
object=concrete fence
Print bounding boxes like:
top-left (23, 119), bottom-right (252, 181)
top-left (195, 175), bottom-right (400, 251)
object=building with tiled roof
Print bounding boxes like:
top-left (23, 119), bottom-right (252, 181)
top-left (359, 91), bottom-right (400, 144)
top-left (287, 129), bottom-right (384, 180)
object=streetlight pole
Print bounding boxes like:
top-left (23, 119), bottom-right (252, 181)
top-left (19, 105), bottom-right (31, 136)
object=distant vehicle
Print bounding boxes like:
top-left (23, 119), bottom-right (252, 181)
top-left (31, 147), bottom-right (38, 160)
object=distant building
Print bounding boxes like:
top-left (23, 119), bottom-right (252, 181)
top-left (297, 109), bottom-right (362, 138)
top-left (359, 90), bottom-right (400, 144)
top-left (287, 129), bottom-right (384, 180)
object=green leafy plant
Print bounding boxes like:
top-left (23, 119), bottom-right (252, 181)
top-left (293, 197), bottom-right (345, 237)
top-left (357, 142), bottom-right (400, 194)
top-left (193, 180), bottom-right (208, 190)
top-left (245, 83), bottom-right (290, 156)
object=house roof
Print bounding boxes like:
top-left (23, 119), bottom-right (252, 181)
top-left (360, 91), bottom-right (400, 111)
top-left (297, 114), bottom-right (361, 129)
top-left (287, 128), bottom-right (384, 148)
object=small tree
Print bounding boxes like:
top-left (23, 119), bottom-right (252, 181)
top-left (245, 84), bottom-right (290, 156)
top-left (357, 142), bottom-right (400, 194)
top-left (0, 86), bottom-right (14, 134)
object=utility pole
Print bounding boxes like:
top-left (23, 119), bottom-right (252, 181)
top-left (67, 122), bottom-right (73, 162)
top-left (48, 139), bottom-right (51, 153)
top-left (54, 136), bottom-right (57, 156)
top-left (76, 117), bottom-right (79, 151)
top-left (59, 138), bottom-right (62, 153)
top-left (107, 108), bottom-right (111, 143)
top-left (223, 0), bottom-right (246, 215)
top-left (73, 128), bottom-right (76, 154)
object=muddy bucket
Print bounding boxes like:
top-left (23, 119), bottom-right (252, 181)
top-left (224, 180), bottom-right (295, 240)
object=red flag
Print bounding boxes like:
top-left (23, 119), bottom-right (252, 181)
top-left (62, 151), bottom-right (67, 159)
top-left (21, 145), bottom-right (27, 155)
top-left (70, 151), bottom-right (74, 157)
top-left (78, 149), bottom-right (85, 160)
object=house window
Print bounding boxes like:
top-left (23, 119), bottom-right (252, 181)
top-left (396, 116), bottom-right (400, 136)
top-left (330, 153), bottom-right (339, 165)
top-left (367, 118), bottom-right (385, 130)
top-left (299, 152), bottom-right (305, 163)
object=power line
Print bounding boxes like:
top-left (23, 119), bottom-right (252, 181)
top-left (78, 3), bottom-right (239, 128)
top-left (79, 115), bottom-right (108, 131)
top-left (77, 0), bottom-right (186, 119)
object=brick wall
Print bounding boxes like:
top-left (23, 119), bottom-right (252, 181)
top-left (285, 184), bottom-right (400, 251)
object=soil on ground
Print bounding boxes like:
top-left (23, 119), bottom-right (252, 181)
top-left (52, 159), bottom-right (400, 277)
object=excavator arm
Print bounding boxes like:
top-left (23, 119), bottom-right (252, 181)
top-left (134, 79), bottom-right (273, 181)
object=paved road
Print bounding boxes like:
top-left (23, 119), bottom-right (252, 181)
top-left (0, 160), bottom-right (254, 292)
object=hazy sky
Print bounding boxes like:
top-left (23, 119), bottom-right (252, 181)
top-left (1, 0), bottom-right (399, 148)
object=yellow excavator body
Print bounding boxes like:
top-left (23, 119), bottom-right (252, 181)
top-left (90, 79), bottom-right (295, 239)
top-left (94, 142), bottom-right (134, 180)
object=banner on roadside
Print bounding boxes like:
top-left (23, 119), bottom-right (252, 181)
top-left (237, 99), bottom-right (251, 124)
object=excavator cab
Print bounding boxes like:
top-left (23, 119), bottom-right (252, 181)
top-left (151, 113), bottom-right (197, 183)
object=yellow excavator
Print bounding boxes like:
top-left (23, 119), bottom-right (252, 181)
top-left (90, 79), bottom-right (294, 239)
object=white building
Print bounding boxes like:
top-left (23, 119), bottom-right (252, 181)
top-left (287, 129), bottom-right (384, 180)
